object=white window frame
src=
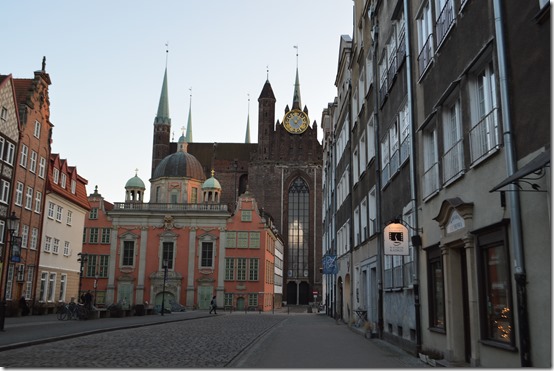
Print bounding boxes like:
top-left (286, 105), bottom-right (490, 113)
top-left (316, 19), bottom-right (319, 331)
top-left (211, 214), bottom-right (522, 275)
top-left (442, 99), bottom-right (464, 184)
top-left (38, 157), bottom-right (46, 178)
top-left (44, 236), bottom-right (52, 253)
top-left (30, 151), bottom-right (37, 173)
top-left (34, 121), bottom-right (41, 138)
top-left (56, 205), bottom-right (63, 222)
top-left (5, 142), bottom-right (15, 165)
top-left (20, 145), bottom-right (28, 168)
top-left (53, 168), bottom-right (59, 184)
top-left (25, 186), bottom-right (33, 209)
top-left (34, 191), bottom-right (42, 213)
top-left (422, 124), bottom-right (440, 199)
top-left (15, 182), bottom-right (23, 206)
top-left (30, 228), bottom-right (38, 250)
top-left (0, 180), bottom-right (10, 204)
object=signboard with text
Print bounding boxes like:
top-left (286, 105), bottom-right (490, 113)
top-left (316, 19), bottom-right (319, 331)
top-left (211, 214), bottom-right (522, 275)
top-left (384, 223), bottom-right (409, 255)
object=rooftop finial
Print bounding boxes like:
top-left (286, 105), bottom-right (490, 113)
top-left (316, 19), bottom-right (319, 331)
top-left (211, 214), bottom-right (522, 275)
top-left (135, 168), bottom-right (139, 176)
top-left (165, 42), bottom-right (169, 68)
top-left (266, 65), bottom-right (269, 81)
top-left (42, 56), bottom-right (46, 72)
top-left (293, 45), bottom-right (299, 69)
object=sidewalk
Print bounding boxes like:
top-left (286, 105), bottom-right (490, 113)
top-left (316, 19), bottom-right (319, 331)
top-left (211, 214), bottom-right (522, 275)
top-left (0, 310), bottom-right (213, 352)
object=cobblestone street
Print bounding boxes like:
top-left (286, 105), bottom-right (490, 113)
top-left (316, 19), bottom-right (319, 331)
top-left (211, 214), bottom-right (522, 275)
top-left (0, 314), bottom-right (285, 368)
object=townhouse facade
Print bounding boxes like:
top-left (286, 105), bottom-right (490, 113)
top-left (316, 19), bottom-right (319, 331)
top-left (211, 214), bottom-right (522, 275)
top-left (0, 75), bottom-right (22, 314)
top-left (323, 0), bottom-right (550, 367)
top-left (224, 190), bottom-right (280, 312)
top-left (80, 186), bottom-right (114, 307)
top-left (0, 61), bottom-right (54, 315)
top-left (38, 154), bottom-right (90, 311)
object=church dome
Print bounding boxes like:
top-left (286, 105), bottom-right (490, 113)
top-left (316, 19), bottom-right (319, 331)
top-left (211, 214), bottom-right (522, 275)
top-left (152, 151), bottom-right (205, 181)
top-left (125, 174), bottom-right (145, 189)
top-left (202, 172), bottom-right (221, 190)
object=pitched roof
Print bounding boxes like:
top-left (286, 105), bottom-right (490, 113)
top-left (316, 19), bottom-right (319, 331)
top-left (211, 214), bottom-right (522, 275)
top-left (47, 153), bottom-right (91, 211)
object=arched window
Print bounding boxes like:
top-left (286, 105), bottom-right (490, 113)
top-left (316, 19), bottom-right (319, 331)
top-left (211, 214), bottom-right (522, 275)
top-left (287, 177), bottom-right (309, 279)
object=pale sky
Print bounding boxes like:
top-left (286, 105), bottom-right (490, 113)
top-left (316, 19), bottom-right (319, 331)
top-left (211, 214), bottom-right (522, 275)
top-left (2, 0), bottom-right (353, 203)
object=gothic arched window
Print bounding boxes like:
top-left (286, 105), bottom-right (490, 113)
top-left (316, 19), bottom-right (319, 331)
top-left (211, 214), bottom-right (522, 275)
top-left (287, 177), bottom-right (309, 279)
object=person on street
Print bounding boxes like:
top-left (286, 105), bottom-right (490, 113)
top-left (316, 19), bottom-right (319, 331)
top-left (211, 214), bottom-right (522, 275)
top-left (19, 295), bottom-right (30, 316)
top-left (209, 295), bottom-right (217, 314)
top-left (84, 290), bottom-right (93, 310)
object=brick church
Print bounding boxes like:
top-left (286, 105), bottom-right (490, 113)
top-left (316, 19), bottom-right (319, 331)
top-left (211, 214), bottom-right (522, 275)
top-left (152, 66), bottom-right (323, 306)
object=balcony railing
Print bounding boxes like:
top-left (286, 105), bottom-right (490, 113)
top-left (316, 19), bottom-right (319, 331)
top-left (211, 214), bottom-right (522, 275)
top-left (112, 202), bottom-right (229, 212)
top-left (400, 136), bottom-right (410, 164)
top-left (418, 34), bottom-right (434, 78)
top-left (422, 161), bottom-right (440, 199)
top-left (469, 108), bottom-right (501, 165)
top-left (442, 139), bottom-right (464, 184)
top-left (379, 77), bottom-right (388, 106)
top-left (435, 0), bottom-right (455, 47)
top-left (390, 149), bottom-right (400, 176)
top-left (397, 29), bottom-right (406, 69)
top-left (387, 55), bottom-right (397, 90)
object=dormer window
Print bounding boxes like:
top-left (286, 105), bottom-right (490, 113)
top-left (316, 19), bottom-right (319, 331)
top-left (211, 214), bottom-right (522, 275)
top-left (61, 173), bottom-right (67, 189)
top-left (53, 168), bottom-right (59, 184)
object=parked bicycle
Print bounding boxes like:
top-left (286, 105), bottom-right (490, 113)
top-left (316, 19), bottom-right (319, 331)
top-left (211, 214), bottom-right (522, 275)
top-left (56, 302), bottom-right (89, 320)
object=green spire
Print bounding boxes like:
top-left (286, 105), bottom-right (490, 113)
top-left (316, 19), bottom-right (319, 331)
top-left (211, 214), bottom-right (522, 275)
top-left (292, 66), bottom-right (302, 110)
top-left (155, 67), bottom-right (170, 124)
top-left (185, 90), bottom-right (193, 143)
top-left (245, 96), bottom-right (251, 143)
top-left (245, 113), bottom-right (251, 143)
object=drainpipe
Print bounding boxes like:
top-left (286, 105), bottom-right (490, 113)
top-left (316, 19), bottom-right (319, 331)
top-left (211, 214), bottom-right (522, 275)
top-left (403, 0), bottom-right (422, 353)
top-left (371, 18), bottom-right (384, 339)
top-left (492, 0), bottom-right (530, 366)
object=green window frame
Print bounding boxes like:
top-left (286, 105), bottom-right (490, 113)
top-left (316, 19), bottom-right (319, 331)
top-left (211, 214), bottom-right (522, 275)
top-left (226, 232), bottom-right (236, 248)
top-left (249, 258), bottom-right (259, 281)
top-left (248, 293), bottom-right (258, 307)
top-left (241, 210), bottom-right (252, 222)
top-left (101, 228), bottom-right (111, 244)
top-left (225, 258), bottom-right (235, 280)
top-left (237, 258), bottom-right (247, 281)
top-left (89, 228), bottom-right (99, 244)
top-left (249, 232), bottom-right (260, 248)
top-left (238, 232), bottom-right (249, 248)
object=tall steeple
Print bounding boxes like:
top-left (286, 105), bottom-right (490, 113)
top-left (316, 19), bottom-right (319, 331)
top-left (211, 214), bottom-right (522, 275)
top-left (292, 45), bottom-right (302, 110)
top-left (245, 95), bottom-right (251, 144)
top-left (155, 67), bottom-right (170, 123)
top-left (185, 88), bottom-right (193, 143)
top-left (151, 47), bottom-right (172, 177)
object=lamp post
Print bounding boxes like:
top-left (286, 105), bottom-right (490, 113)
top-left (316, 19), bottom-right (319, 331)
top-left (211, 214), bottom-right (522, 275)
top-left (77, 252), bottom-right (88, 303)
top-left (161, 260), bottom-right (168, 316)
top-left (93, 273), bottom-right (99, 307)
top-left (0, 211), bottom-right (20, 331)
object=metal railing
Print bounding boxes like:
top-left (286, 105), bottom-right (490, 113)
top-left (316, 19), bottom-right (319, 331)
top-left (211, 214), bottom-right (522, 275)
top-left (422, 161), bottom-right (440, 199)
top-left (469, 108), bottom-right (501, 165)
top-left (435, 0), bottom-right (455, 47)
top-left (418, 34), bottom-right (434, 78)
top-left (112, 202), bottom-right (229, 212)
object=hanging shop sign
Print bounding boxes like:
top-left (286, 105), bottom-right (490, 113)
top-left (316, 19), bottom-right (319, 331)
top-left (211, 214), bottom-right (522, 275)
top-left (384, 223), bottom-right (409, 256)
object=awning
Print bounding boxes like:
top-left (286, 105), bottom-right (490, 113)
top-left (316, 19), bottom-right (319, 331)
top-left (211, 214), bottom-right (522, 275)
top-left (490, 149), bottom-right (550, 192)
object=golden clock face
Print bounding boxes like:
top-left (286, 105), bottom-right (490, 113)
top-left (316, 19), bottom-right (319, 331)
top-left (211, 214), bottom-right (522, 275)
top-left (283, 109), bottom-right (309, 134)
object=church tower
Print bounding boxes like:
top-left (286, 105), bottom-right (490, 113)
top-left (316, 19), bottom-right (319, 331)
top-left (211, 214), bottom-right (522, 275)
top-left (257, 75), bottom-right (276, 161)
top-left (151, 66), bottom-right (171, 177)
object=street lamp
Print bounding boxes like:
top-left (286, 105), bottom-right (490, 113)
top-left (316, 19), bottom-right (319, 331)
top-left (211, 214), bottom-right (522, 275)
top-left (93, 273), bottom-right (99, 307)
top-left (160, 260), bottom-right (168, 316)
top-left (0, 211), bottom-right (20, 331)
top-left (77, 252), bottom-right (88, 303)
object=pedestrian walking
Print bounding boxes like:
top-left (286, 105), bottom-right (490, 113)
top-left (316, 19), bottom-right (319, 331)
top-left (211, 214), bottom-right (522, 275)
top-left (19, 295), bottom-right (29, 316)
top-left (209, 295), bottom-right (217, 314)
top-left (84, 290), bottom-right (93, 310)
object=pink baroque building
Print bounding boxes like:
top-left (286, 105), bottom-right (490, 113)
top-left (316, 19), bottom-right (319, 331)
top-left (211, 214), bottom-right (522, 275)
top-left (107, 133), bottom-right (229, 311)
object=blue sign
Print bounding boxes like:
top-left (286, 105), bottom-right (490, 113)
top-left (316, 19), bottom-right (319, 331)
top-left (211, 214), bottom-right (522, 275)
top-left (322, 255), bottom-right (338, 274)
